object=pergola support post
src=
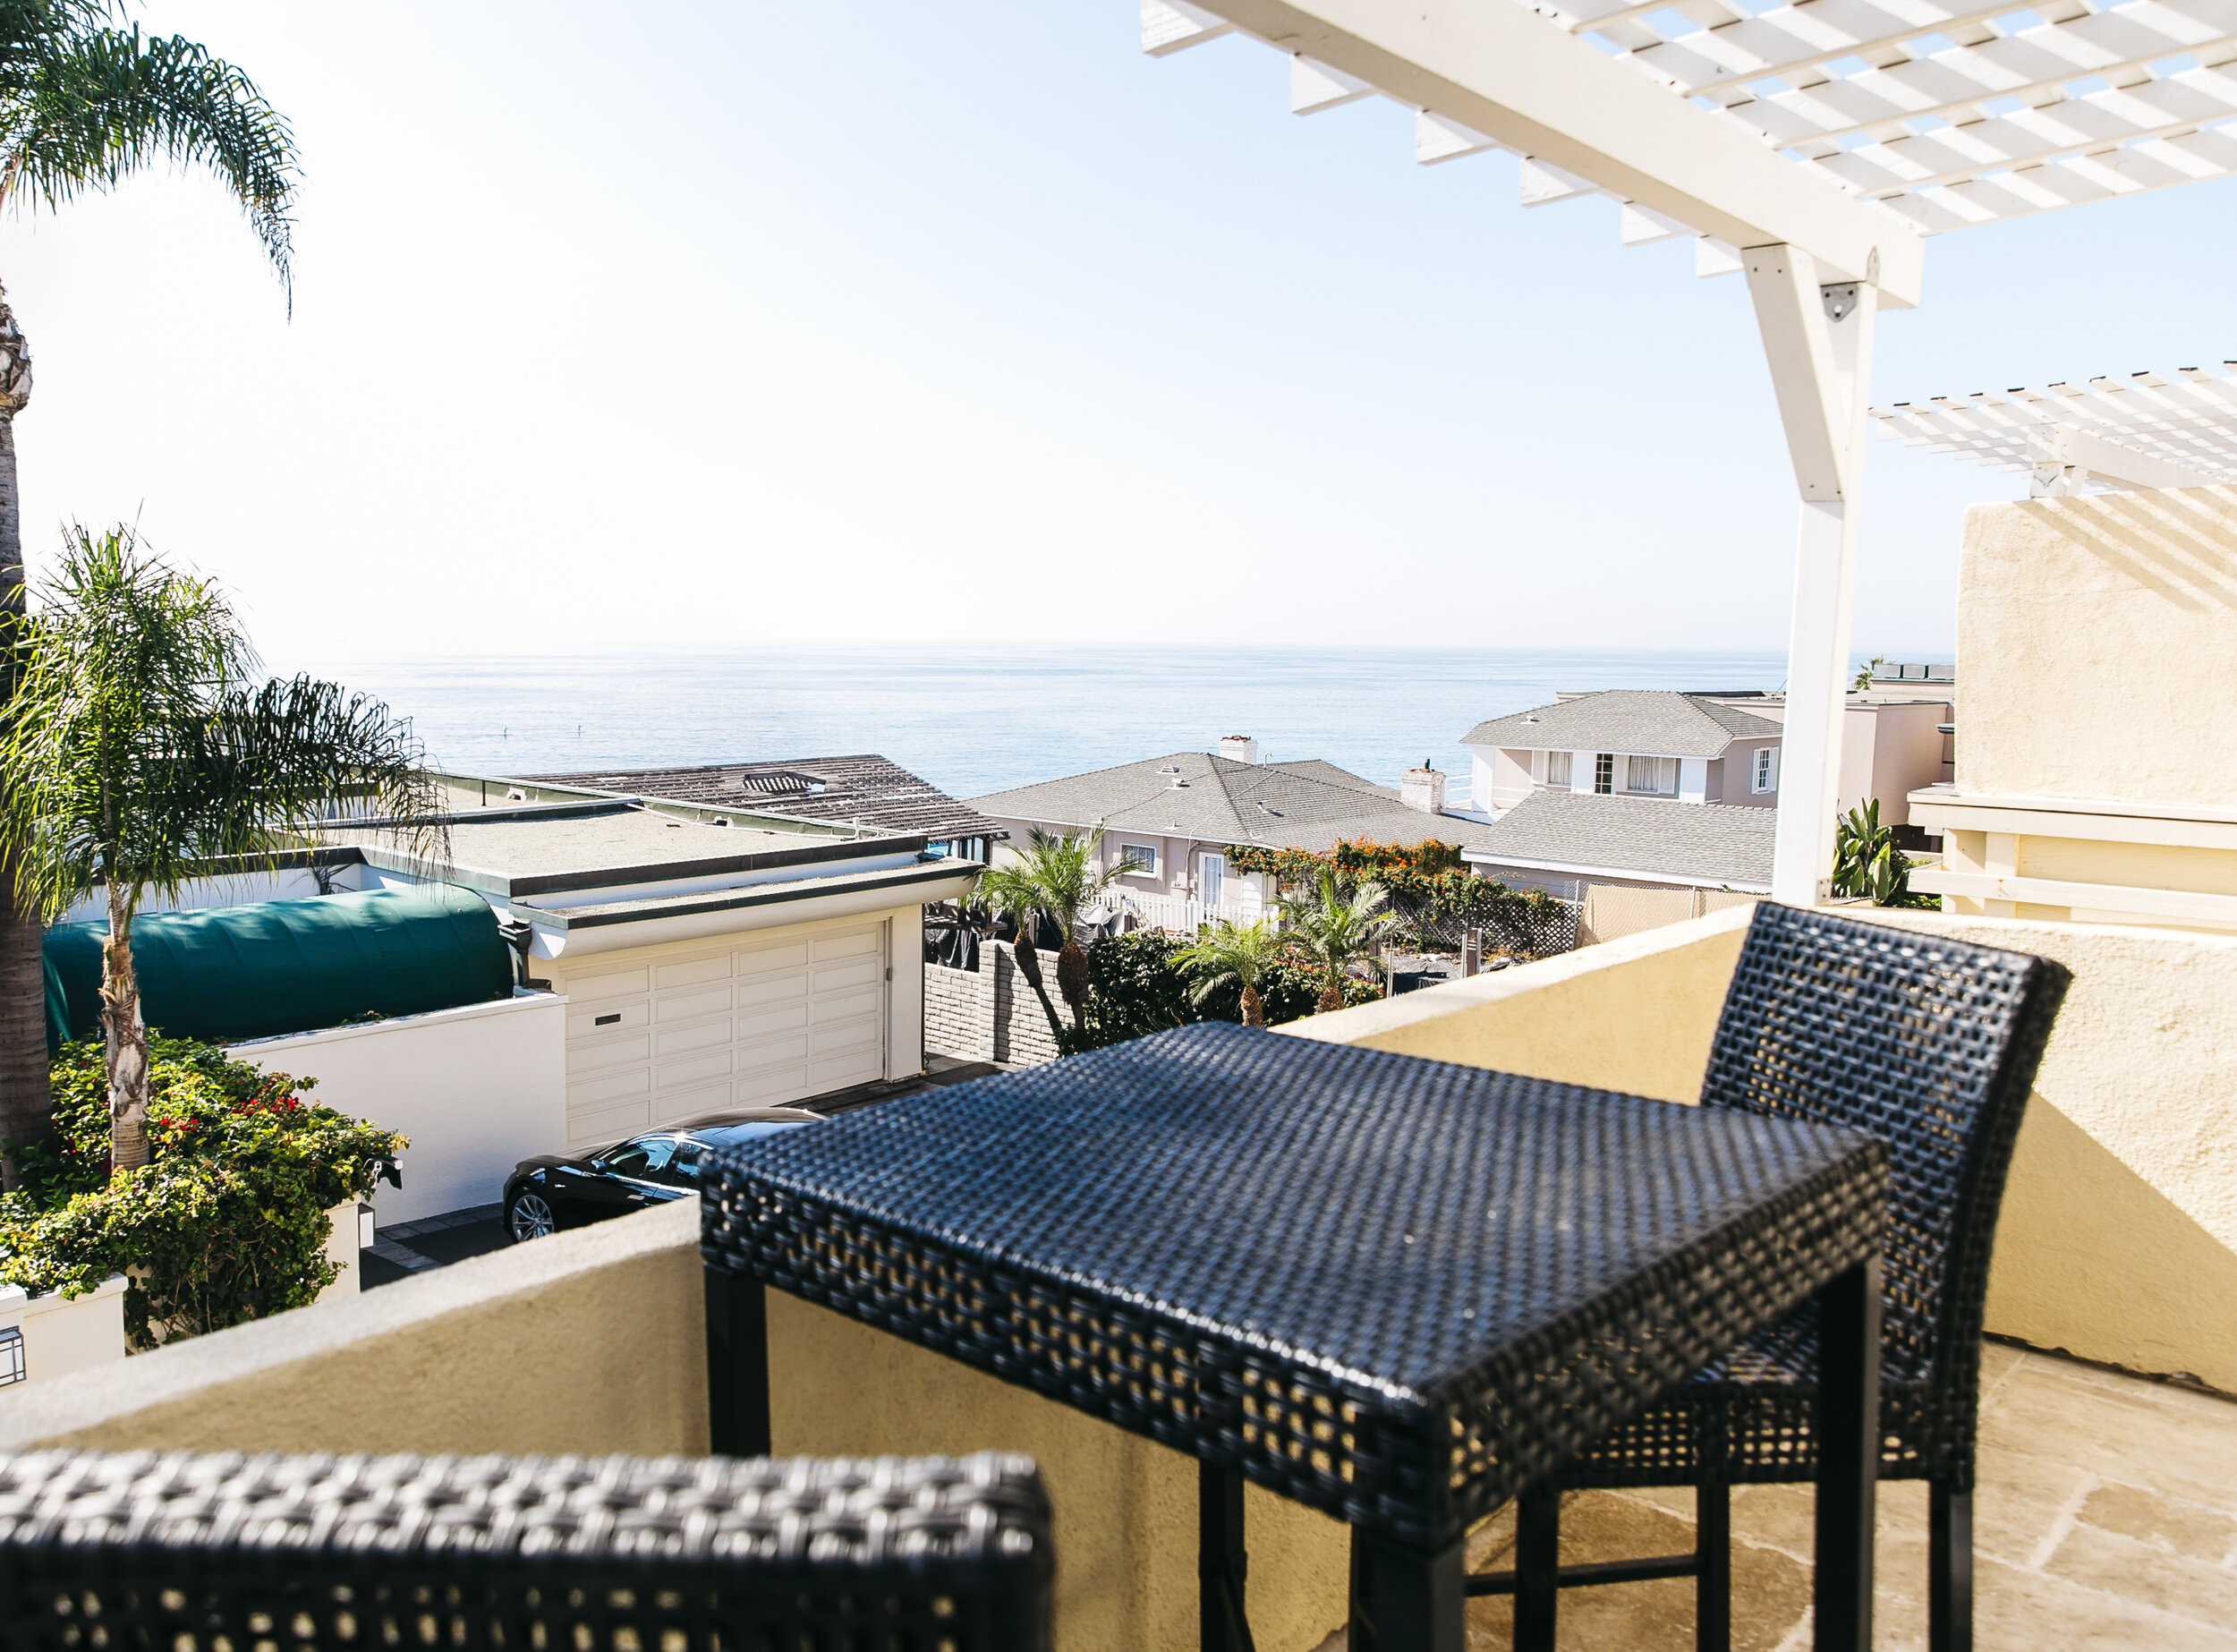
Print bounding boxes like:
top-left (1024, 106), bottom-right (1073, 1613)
top-left (1746, 244), bottom-right (1879, 907)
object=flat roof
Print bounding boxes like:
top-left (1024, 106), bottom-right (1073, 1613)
top-left (341, 807), bottom-right (830, 879)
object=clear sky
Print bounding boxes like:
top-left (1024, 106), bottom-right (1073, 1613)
top-left (6, 2), bottom-right (2233, 660)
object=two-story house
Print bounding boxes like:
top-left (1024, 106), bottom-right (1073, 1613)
top-left (1461, 691), bottom-right (1787, 817)
top-left (968, 736), bottom-right (1489, 918)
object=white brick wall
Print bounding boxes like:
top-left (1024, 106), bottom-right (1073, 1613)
top-left (923, 941), bottom-right (1062, 1068)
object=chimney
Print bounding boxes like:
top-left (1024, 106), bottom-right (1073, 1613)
top-left (1400, 761), bottom-right (1446, 814)
top-left (1219, 735), bottom-right (1260, 764)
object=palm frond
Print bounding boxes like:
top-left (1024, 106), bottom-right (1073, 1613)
top-left (5, 21), bottom-right (298, 298)
top-left (974, 827), bottom-right (1126, 938)
top-left (0, 524), bottom-right (439, 918)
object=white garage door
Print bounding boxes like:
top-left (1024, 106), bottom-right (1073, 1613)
top-left (563, 923), bottom-right (888, 1148)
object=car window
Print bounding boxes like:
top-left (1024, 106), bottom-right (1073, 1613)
top-left (602, 1136), bottom-right (676, 1181)
top-left (666, 1140), bottom-right (704, 1184)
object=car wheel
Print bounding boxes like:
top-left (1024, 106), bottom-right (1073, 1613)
top-left (507, 1190), bottom-right (557, 1241)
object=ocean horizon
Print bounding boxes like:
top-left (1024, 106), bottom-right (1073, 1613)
top-left (296, 644), bottom-right (1830, 807)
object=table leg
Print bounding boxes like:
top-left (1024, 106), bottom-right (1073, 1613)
top-left (1200, 1462), bottom-right (1254, 1652)
top-left (1349, 1528), bottom-right (1466, 1652)
top-left (1814, 1255), bottom-right (1883, 1652)
top-left (704, 1264), bottom-right (771, 1458)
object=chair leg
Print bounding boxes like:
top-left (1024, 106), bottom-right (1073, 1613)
top-left (1697, 1483), bottom-right (1731, 1652)
top-left (1930, 1481), bottom-right (1973, 1652)
top-left (1513, 1482), bottom-right (1561, 1652)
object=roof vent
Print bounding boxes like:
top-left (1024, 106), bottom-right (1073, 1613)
top-left (731, 769), bottom-right (827, 796)
top-left (1170, 778), bottom-right (1189, 789)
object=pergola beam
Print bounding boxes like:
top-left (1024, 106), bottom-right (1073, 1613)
top-left (1159, 0), bottom-right (1927, 305)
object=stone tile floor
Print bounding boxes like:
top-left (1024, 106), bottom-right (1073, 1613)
top-left (1318, 1341), bottom-right (2237, 1649)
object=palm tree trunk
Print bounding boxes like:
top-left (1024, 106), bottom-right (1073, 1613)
top-left (1055, 936), bottom-right (1090, 1030)
top-left (1315, 976), bottom-right (1344, 1016)
top-left (1239, 983), bottom-right (1264, 1028)
top-left (101, 881), bottom-right (150, 1174)
top-left (1009, 933), bottom-right (1067, 1046)
top-left (0, 310), bottom-right (50, 1186)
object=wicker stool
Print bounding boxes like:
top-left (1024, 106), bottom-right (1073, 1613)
top-left (1473, 901), bottom-right (2071, 1652)
top-left (0, 1447), bottom-right (1052, 1652)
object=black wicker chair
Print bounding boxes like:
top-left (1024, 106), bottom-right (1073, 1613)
top-left (0, 1446), bottom-right (1052, 1652)
top-left (1475, 901), bottom-right (2071, 1652)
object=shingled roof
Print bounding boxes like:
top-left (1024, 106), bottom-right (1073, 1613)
top-left (523, 755), bottom-right (1003, 843)
top-left (969, 753), bottom-right (1493, 856)
top-left (1461, 691), bottom-right (1783, 759)
top-left (1460, 792), bottom-right (1776, 891)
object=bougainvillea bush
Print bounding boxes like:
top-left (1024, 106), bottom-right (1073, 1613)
top-left (0, 1039), bottom-right (404, 1349)
top-left (1226, 838), bottom-right (1570, 954)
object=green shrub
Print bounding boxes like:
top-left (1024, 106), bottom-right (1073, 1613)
top-left (0, 1039), bottom-right (405, 1349)
top-left (1057, 931), bottom-right (1382, 1054)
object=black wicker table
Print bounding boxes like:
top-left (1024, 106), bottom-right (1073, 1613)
top-left (701, 1023), bottom-right (1889, 1652)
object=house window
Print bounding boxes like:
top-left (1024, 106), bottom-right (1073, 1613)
top-left (1545, 751), bottom-right (1573, 788)
top-left (1626, 755), bottom-right (1677, 795)
top-left (0, 1325), bottom-right (21, 1387)
top-left (1752, 748), bottom-right (1779, 794)
top-left (1594, 754), bottom-right (1613, 795)
top-left (1119, 844), bottom-right (1157, 875)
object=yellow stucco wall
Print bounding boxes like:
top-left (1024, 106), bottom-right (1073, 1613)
top-left (0, 1200), bottom-right (1348, 1652)
top-left (1294, 902), bottom-right (2237, 1392)
top-left (1959, 486), bottom-right (2237, 805)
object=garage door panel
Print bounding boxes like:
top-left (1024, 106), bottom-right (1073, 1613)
top-left (736, 1064), bottom-right (813, 1105)
top-left (812, 929), bottom-right (880, 963)
top-left (657, 984), bottom-right (733, 1022)
top-left (812, 1017), bottom-right (881, 1059)
top-left (656, 1018), bottom-right (739, 1057)
top-left (736, 940), bottom-right (810, 975)
top-left (736, 973), bottom-right (810, 1009)
top-left (568, 1001), bottom-right (648, 1039)
top-left (810, 984), bottom-right (881, 1025)
top-left (655, 953), bottom-right (733, 990)
top-left (570, 1067), bottom-right (650, 1108)
top-left (572, 1031), bottom-right (653, 1072)
top-left (569, 1097), bottom-right (651, 1147)
top-left (659, 1050), bottom-right (735, 1088)
top-left (810, 1050), bottom-right (883, 1091)
top-left (811, 958), bottom-right (881, 993)
top-left (569, 966), bottom-right (650, 1001)
top-left (654, 1084), bottom-right (736, 1129)
top-left (736, 1033), bottom-right (812, 1074)
top-left (735, 1001), bottom-right (811, 1040)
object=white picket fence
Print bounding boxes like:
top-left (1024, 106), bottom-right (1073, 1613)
top-left (1088, 890), bottom-right (1270, 935)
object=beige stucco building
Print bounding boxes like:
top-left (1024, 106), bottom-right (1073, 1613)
top-left (1911, 487), bottom-right (2237, 932)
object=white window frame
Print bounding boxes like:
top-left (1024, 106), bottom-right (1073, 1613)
top-left (1118, 843), bottom-right (1158, 875)
top-left (1626, 755), bottom-right (1677, 795)
top-left (1544, 750), bottom-right (1572, 788)
top-left (1752, 747), bottom-right (1780, 794)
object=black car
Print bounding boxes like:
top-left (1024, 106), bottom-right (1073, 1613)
top-left (502, 1109), bottom-right (821, 1242)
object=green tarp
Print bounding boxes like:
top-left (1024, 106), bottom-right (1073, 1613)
top-left (45, 885), bottom-right (515, 1051)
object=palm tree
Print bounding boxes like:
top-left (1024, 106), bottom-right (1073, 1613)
top-left (972, 828), bottom-right (1127, 1035)
top-left (0, 3), bottom-right (299, 1182)
top-left (0, 525), bottom-right (438, 1174)
top-left (1171, 918), bottom-right (1287, 1028)
top-left (1280, 870), bottom-right (1399, 1015)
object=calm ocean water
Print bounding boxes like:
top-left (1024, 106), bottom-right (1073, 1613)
top-left (301, 646), bottom-right (1798, 805)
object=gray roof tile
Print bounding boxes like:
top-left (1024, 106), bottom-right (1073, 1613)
top-left (524, 755), bottom-right (1002, 841)
top-left (1460, 791), bottom-right (1776, 890)
top-left (1460, 691), bottom-right (1783, 759)
top-left (969, 753), bottom-right (1490, 856)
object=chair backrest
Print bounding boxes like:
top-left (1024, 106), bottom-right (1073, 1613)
top-left (1701, 903), bottom-right (2070, 1385)
top-left (0, 1448), bottom-right (1051, 1652)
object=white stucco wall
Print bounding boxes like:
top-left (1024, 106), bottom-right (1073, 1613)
top-left (0, 1276), bottom-right (126, 1395)
top-left (228, 992), bottom-right (569, 1226)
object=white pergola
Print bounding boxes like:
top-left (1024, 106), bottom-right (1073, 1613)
top-left (1137, 0), bottom-right (2237, 903)
top-left (1873, 362), bottom-right (2237, 494)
